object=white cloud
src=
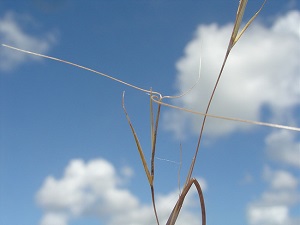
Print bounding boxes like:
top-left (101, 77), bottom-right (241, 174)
top-left (248, 205), bottom-right (289, 225)
top-left (120, 165), bottom-right (134, 178)
top-left (163, 10), bottom-right (300, 139)
top-left (36, 158), bottom-right (206, 225)
top-left (247, 166), bottom-right (300, 225)
top-left (265, 130), bottom-right (300, 168)
top-left (40, 212), bottom-right (68, 225)
top-left (260, 191), bottom-right (300, 206)
top-left (0, 11), bottom-right (57, 71)
top-left (263, 166), bottom-right (298, 190)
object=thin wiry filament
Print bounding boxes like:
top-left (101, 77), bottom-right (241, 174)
top-left (2, 43), bottom-right (299, 133)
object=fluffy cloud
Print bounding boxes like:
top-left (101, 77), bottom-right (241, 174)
top-left (247, 166), bottom-right (300, 225)
top-left (265, 129), bottom-right (300, 168)
top-left (40, 213), bottom-right (68, 225)
top-left (163, 10), bottom-right (300, 139)
top-left (247, 125), bottom-right (300, 225)
top-left (263, 166), bottom-right (298, 190)
top-left (0, 11), bottom-right (57, 71)
top-left (248, 205), bottom-right (289, 225)
top-left (36, 158), bottom-right (206, 225)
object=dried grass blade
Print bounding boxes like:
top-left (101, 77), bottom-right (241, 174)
top-left (122, 92), bottom-right (153, 185)
top-left (166, 178), bottom-right (206, 225)
top-left (150, 92), bottom-right (162, 225)
top-left (151, 98), bottom-right (162, 178)
top-left (229, 0), bottom-right (267, 49)
top-left (229, 0), bottom-right (248, 49)
top-left (234, 0), bottom-right (268, 46)
top-left (150, 89), bottom-right (155, 151)
top-left (184, 0), bottom-right (269, 184)
top-left (123, 92), bottom-right (160, 224)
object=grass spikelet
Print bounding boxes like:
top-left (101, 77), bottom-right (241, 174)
top-left (2, 1), bottom-right (299, 225)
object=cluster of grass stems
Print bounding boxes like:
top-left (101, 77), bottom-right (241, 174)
top-left (3, 0), bottom-right (300, 224)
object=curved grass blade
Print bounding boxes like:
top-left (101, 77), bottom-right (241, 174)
top-left (166, 178), bottom-right (206, 225)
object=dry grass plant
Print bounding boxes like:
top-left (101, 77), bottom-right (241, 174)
top-left (2, 0), bottom-right (299, 224)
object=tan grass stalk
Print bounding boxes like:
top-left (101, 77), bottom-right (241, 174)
top-left (3, 1), bottom-right (299, 225)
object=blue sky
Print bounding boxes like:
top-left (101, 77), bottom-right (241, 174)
top-left (0, 1), bottom-right (299, 225)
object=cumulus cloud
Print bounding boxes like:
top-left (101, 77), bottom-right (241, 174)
top-left (248, 205), bottom-right (289, 225)
top-left (0, 11), bottom-right (57, 71)
top-left (163, 10), bottom-right (300, 139)
top-left (247, 166), bottom-right (300, 225)
top-left (40, 212), bottom-right (68, 225)
top-left (265, 129), bottom-right (300, 168)
top-left (36, 158), bottom-right (206, 225)
top-left (263, 166), bottom-right (298, 190)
